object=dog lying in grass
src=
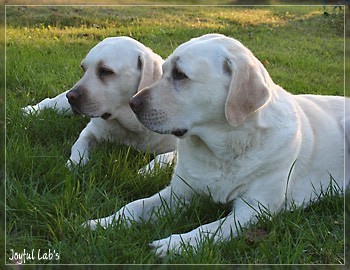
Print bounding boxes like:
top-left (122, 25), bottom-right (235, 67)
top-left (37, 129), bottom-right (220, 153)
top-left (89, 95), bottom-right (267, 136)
top-left (83, 33), bottom-right (349, 257)
top-left (23, 37), bottom-right (177, 172)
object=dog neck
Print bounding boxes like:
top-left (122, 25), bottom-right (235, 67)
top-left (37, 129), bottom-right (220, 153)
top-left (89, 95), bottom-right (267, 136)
top-left (186, 118), bottom-right (267, 163)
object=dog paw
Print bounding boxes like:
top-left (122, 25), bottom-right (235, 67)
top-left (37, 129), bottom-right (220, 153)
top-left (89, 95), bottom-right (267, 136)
top-left (81, 219), bottom-right (104, 230)
top-left (22, 105), bottom-right (39, 116)
top-left (81, 214), bottom-right (124, 230)
top-left (138, 166), bottom-right (154, 176)
top-left (66, 159), bottom-right (78, 170)
top-left (66, 157), bottom-right (88, 170)
top-left (149, 237), bottom-right (174, 258)
top-left (81, 220), bottom-right (100, 231)
top-left (149, 234), bottom-right (195, 258)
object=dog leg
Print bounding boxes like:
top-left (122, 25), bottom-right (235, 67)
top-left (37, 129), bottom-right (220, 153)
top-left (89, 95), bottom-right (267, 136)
top-left (67, 118), bottom-right (119, 168)
top-left (67, 122), bottom-right (98, 168)
top-left (149, 195), bottom-right (280, 258)
top-left (138, 151), bottom-right (176, 175)
top-left (82, 186), bottom-right (187, 230)
top-left (23, 90), bottom-right (73, 115)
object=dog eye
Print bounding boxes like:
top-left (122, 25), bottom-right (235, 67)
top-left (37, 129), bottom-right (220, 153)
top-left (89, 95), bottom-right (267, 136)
top-left (172, 67), bottom-right (188, 81)
top-left (80, 65), bottom-right (86, 73)
top-left (99, 67), bottom-right (114, 77)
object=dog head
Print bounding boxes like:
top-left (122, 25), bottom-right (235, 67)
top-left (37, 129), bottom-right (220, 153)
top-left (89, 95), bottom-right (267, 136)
top-left (66, 36), bottom-right (163, 120)
top-left (130, 34), bottom-right (272, 137)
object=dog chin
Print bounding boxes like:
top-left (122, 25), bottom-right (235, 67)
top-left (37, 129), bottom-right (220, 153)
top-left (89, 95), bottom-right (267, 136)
top-left (145, 124), bottom-right (188, 138)
top-left (70, 105), bottom-right (111, 119)
top-left (70, 105), bottom-right (82, 115)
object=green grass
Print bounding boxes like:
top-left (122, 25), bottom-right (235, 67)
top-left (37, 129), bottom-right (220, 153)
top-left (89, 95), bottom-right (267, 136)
top-left (5, 5), bottom-right (346, 265)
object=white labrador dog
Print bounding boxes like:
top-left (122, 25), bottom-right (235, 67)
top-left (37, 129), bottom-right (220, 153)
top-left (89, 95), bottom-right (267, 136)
top-left (83, 34), bottom-right (349, 257)
top-left (23, 37), bottom-right (176, 170)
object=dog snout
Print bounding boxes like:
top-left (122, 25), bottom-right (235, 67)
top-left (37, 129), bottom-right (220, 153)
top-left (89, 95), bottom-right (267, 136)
top-left (129, 96), bottom-right (144, 113)
top-left (66, 87), bottom-right (82, 105)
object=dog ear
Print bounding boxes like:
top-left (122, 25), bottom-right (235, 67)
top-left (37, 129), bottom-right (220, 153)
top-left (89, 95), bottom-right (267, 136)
top-left (224, 54), bottom-right (271, 126)
top-left (137, 51), bottom-right (162, 91)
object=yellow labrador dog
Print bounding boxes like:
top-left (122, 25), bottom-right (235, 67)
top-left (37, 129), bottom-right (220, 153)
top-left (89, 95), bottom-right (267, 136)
top-left (84, 34), bottom-right (349, 257)
top-left (23, 37), bottom-right (176, 170)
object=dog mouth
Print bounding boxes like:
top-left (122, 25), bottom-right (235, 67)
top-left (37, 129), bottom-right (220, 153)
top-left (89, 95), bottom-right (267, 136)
top-left (101, 113), bottom-right (112, 120)
top-left (70, 105), bottom-right (111, 120)
top-left (70, 105), bottom-right (83, 116)
top-left (171, 129), bottom-right (188, 138)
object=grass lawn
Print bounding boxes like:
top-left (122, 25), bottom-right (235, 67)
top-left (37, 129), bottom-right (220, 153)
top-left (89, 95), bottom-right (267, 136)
top-left (5, 5), bottom-right (346, 266)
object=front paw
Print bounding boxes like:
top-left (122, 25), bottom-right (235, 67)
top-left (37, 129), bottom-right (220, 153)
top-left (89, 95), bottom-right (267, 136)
top-left (22, 105), bottom-right (39, 115)
top-left (138, 160), bottom-right (156, 176)
top-left (149, 234), bottom-right (196, 258)
top-left (81, 219), bottom-right (102, 230)
top-left (81, 217), bottom-right (115, 230)
top-left (81, 212), bottom-right (132, 231)
top-left (66, 159), bottom-right (81, 170)
top-left (66, 155), bottom-right (88, 169)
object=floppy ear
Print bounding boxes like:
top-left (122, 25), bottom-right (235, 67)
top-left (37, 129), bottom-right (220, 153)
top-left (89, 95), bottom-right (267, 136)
top-left (137, 51), bottom-right (162, 91)
top-left (224, 54), bottom-right (271, 126)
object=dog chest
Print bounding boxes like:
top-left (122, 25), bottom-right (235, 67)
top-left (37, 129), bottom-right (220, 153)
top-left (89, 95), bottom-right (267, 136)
top-left (172, 139), bottom-right (257, 204)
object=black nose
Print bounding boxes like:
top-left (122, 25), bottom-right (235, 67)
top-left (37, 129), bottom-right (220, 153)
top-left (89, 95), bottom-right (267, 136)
top-left (66, 88), bottom-right (81, 104)
top-left (129, 96), bottom-right (143, 113)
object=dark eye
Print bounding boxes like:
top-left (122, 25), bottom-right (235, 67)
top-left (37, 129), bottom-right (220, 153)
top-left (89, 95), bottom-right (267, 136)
top-left (99, 67), bottom-right (114, 77)
top-left (80, 64), bottom-right (86, 73)
top-left (172, 67), bottom-right (188, 81)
